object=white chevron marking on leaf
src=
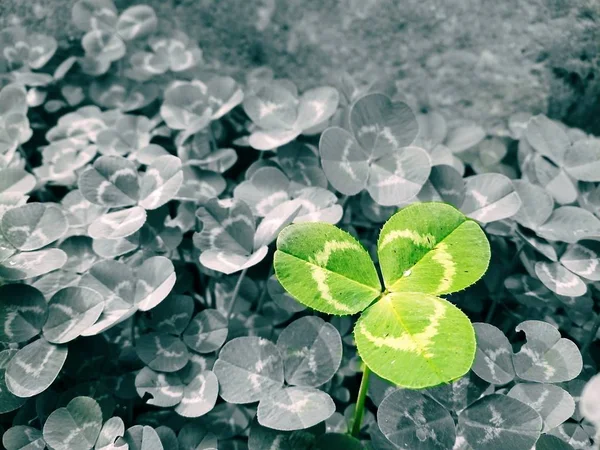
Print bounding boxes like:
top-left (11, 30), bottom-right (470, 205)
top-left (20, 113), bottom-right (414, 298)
top-left (379, 229), bottom-right (436, 249)
top-left (358, 298), bottom-right (447, 358)
top-left (431, 243), bottom-right (456, 293)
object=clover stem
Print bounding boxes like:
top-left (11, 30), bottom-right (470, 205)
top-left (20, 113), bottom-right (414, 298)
top-left (256, 265), bottom-right (274, 312)
top-left (581, 306), bottom-right (600, 355)
top-left (226, 268), bottom-right (248, 320)
top-left (351, 363), bottom-right (371, 438)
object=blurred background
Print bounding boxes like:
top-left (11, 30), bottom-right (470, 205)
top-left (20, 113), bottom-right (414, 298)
top-left (2, 0), bottom-right (599, 135)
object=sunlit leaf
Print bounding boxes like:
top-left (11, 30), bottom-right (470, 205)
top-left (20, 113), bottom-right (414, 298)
top-left (233, 166), bottom-right (290, 217)
top-left (366, 145), bottom-right (431, 206)
top-left (319, 126), bottom-right (368, 196)
top-left (580, 374), bottom-right (600, 424)
top-left (274, 222), bottom-right (381, 315)
top-left (378, 202), bottom-right (489, 294)
top-left (355, 292), bottom-right (476, 388)
top-left (559, 241), bottom-right (600, 281)
top-left (563, 138), bottom-right (600, 181)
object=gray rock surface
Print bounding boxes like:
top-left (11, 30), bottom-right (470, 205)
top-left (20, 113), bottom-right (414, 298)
top-left (2, 0), bottom-right (599, 134)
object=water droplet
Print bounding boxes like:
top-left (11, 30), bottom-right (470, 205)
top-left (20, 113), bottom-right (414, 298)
top-left (403, 269), bottom-right (412, 277)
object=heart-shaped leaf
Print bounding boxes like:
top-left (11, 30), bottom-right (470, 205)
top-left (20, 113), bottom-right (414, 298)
top-left (134, 256), bottom-right (176, 311)
top-left (458, 394), bottom-right (542, 450)
top-left (0, 284), bottom-right (47, 343)
top-left (559, 241), bottom-right (600, 281)
top-left (123, 425), bottom-right (164, 450)
top-left (148, 294), bottom-right (193, 336)
top-left (274, 222), bottom-right (381, 315)
top-left (277, 316), bottom-right (342, 388)
top-left (2, 426), bottom-right (44, 450)
top-left (535, 262), bottom-right (586, 297)
top-left (138, 155), bottom-right (184, 210)
top-left (213, 336), bottom-right (284, 404)
top-left (135, 332), bottom-right (189, 372)
top-left (378, 202), bottom-right (490, 294)
top-left (461, 173), bottom-right (522, 223)
top-left (95, 416), bottom-right (126, 450)
top-left (43, 286), bottom-right (104, 344)
top-left (471, 323), bottom-right (515, 385)
top-left (563, 138), bottom-right (600, 181)
top-left (355, 292), bottom-right (476, 388)
top-left (512, 180), bottom-right (554, 230)
top-left (5, 338), bottom-right (68, 397)
top-left (0, 248), bottom-right (68, 280)
top-left (366, 145), bottom-right (431, 206)
top-left (135, 367), bottom-right (184, 407)
top-left (174, 370), bottom-right (219, 418)
top-left (377, 388), bottom-right (456, 450)
top-left (508, 383), bottom-right (575, 432)
top-left (116, 5), bottom-right (157, 40)
top-left (525, 115), bottom-right (569, 165)
top-left (257, 386), bottom-right (335, 431)
top-left (43, 396), bottom-right (103, 450)
top-left (88, 206), bottom-right (147, 239)
top-left (319, 127), bottom-right (369, 196)
top-left (182, 309), bottom-right (228, 354)
top-left (1, 203), bottom-right (68, 251)
top-left (79, 155), bottom-right (140, 207)
top-left (349, 93), bottom-right (418, 156)
top-left (0, 350), bottom-right (27, 413)
top-left (537, 206), bottom-right (600, 243)
top-left (513, 320), bottom-right (582, 383)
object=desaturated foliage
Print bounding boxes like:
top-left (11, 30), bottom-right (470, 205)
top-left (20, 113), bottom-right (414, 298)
top-left (0, 1), bottom-right (599, 449)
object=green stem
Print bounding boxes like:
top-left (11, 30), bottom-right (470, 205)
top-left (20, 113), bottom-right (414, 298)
top-left (351, 363), bottom-right (371, 437)
top-left (485, 295), bottom-right (499, 323)
top-left (226, 268), bottom-right (248, 320)
top-left (582, 309), bottom-right (600, 355)
top-left (255, 265), bottom-right (274, 313)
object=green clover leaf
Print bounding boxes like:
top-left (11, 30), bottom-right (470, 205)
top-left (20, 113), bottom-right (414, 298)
top-left (274, 201), bottom-right (490, 388)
